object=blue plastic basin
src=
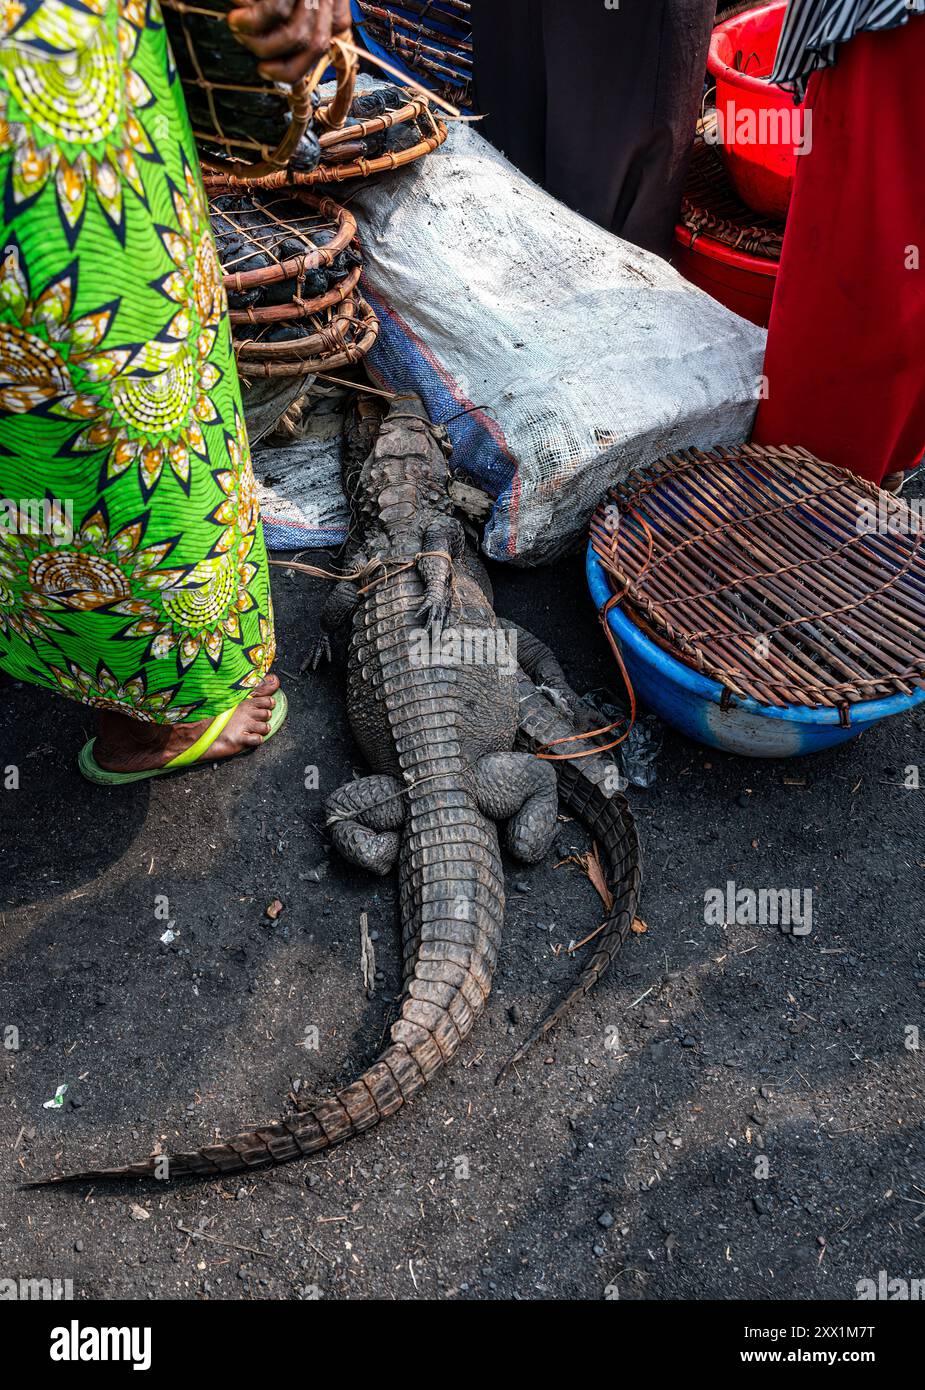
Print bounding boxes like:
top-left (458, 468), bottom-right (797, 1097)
top-left (587, 542), bottom-right (925, 757)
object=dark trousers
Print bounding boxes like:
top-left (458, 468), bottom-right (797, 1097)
top-left (471, 0), bottom-right (716, 257)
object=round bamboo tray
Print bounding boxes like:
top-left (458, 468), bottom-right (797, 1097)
top-left (590, 445), bottom-right (925, 713)
top-left (682, 113), bottom-right (785, 260)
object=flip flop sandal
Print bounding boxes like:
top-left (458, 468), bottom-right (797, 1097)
top-left (77, 689), bottom-right (288, 786)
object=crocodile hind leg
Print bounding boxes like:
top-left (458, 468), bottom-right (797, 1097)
top-left (325, 775), bottom-right (406, 875)
top-left (474, 752), bottom-right (558, 864)
top-left (501, 619), bottom-right (580, 717)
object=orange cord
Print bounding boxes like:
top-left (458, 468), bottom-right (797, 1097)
top-left (536, 592), bottom-right (638, 761)
top-left (536, 506), bottom-right (648, 762)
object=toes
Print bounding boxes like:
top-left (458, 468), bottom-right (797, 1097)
top-left (256, 673), bottom-right (280, 696)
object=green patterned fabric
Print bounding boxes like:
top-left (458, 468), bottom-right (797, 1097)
top-left (0, 0), bottom-right (275, 724)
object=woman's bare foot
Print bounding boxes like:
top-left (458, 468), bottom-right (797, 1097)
top-left (93, 675), bottom-right (281, 774)
top-left (881, 471), bottom-right (905, 496)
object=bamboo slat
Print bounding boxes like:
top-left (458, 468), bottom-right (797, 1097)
top-left (590, 445), bottom-right (925, 710)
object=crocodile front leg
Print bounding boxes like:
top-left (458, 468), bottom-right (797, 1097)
top-left (416, 515), bottom-right (466, 636)
top-left (474, 752), bottom-right (558, 863)
top-left (308, 578), bottom-right (362, 669)
top-left (326, 775), bottom-right (406, 875)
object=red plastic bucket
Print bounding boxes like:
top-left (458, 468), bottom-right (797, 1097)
top-left (707, 0), bottom-right (808, 219)
top-left (673, 224), bottom-right (777, 328)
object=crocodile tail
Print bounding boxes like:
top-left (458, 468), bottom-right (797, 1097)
top-left (22, 1036), bottom-right (438, 1186)
top-left (26, 790), bottom-right (505, 1187)
top-left (496, 662), bottom-right (643, 1080)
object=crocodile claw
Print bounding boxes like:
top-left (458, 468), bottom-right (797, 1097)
top-left (303, 633), bottom-right (332, 672)
top-left (415, 595), bottom-right (452, 640)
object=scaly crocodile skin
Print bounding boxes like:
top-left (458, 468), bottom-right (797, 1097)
top-left (29, 397), bottom-right (640, 1185)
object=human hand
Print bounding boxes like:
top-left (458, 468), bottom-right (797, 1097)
top-left (227, 0), bottom-right (352, 85)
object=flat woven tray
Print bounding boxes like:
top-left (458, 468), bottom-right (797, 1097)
top-left (680, 114), bottom-right (785, 261)
top-left (353, 0), bottom-right (474, 109)
top-left (590, 445), bottom-right (925, 712)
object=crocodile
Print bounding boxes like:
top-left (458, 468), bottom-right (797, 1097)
top-left (29, 397), bottom-right (640, 1184)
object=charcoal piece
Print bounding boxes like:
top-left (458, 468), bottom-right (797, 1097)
top-left (295, 268), bottom-right (331, 300)
top-left (361, 131), bottom-right (388, 159)
top-left (350, 90), bottom-right (387, 120)
top-left (263, 322), bottom-right (311, 342)
top-left (290, 129), bottom-right (322, 172)
top-left (384, 123), bottom-right (424, 155)
top-left (330, 245), bottom-right (361, 280)
top-left (378, 84), bottom-right (406, 110)
top-left (227, 287), bottom-right (264, 310)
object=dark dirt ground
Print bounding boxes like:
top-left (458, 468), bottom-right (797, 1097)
top-left (2, 487), bottom-right (924, 1303)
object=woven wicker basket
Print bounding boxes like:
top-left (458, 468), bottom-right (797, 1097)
top-left (681, 113), bottom-right (785, 260)
top-left (232, 294), bottom-right (380, 378)
top-left (208, 182), bottom-right (379, 377)
top-left (590, 445), bottom-right (925, 713)
top-left (161, 6), bottom-right (359, 179)
top-left (353, 0), bottom-right (474, 109)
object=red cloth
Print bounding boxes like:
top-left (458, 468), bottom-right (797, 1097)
top-left (751, 20), bottom-right (925, 484)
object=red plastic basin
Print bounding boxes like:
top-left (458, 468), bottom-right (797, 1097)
top-left (673, 223), bottom-right (777, 328)
top-left (707, 0), bottom-right (807, 219)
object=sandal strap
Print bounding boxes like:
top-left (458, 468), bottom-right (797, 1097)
top-left (164, 707), bottom-right (238, 770)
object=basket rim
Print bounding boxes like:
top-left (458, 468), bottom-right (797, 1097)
top-left (590, 444), bottom-right (925, 710)
top-left (586, 543), bottom-right (925, 726)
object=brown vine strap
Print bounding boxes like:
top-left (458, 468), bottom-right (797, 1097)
top-left (590, 444), bottom-right (925, 709)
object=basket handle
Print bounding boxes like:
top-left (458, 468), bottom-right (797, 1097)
top-left (313, 28), bottom-right (359, 132)
top-left (201, 25), bottom-right (358, 181)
